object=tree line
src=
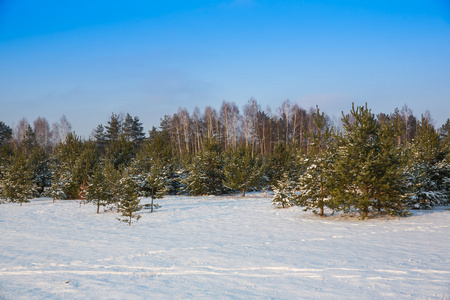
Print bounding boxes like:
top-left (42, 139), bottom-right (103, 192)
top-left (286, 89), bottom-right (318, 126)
top-left (1, 100), bottom-right (449, 223)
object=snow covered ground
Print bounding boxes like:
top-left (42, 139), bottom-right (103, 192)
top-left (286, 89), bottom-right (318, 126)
top-left (0, 193), bottom-right (449, 299)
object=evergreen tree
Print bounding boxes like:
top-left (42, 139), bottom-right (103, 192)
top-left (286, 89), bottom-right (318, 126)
top-left (86, 164), bottom-right (108, 213)
top-left (265, 143), bottom-right (298, 187)
top-left (272, 172), bottom-right (297, 208)
top-left (47, 156), bottom-right (70, 200)
top-left (72, 141), bottom-right (98, 195)
top-left (371, 119), bottom-right (409, 215)
top-left (405, 116), bottom-right (449, 208)
top-left (122, 113), bottom-right (134, 141)
top-left (144, 127), bottom-right (180, 194)
top-left (439, 118), bottom-right (450, 161)
top-left (184, 138), bottom-right (226, 195)
top-left (14, 126), bottom-right (51, 197)
top-left (28, 145), bottom-right (51, 196)
top-left (331, 103), bottom-right (408, 218)
top-left (223, 146), bottom-right (263, 197)
top-left (405, 162), bottom-right (447, 209)
top-left (1, 151), bottom-right (34, 205)
top-left (102, 159), bottom-right (122, 210)
top-left (94, 124), bottom-right (106, 154)
top-left (132, 153), bottom-right (168, 212)
top-left (0, 121), bottom-right (12, 147)
top-left (123, 113), bottom-right (145, 146)
top-left (117, 169), bottom-right (142, 225)
top-left (104, 134), bottom-right (135, 169)
top-left (48, 133), bottom-right (97, 199)
top-left (49, 133), bottom-right (82, 199)
top-left (0, 143), bottom-right (14, 200)
top-left (104, 113), bottom-right (122, 142)
top-left (131, 116), bottom-right (145, 145)
top-left (296, 107), bottom-right (334, 216)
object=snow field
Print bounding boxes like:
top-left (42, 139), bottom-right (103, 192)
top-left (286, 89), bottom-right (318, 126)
top-left (0, 193), bottom-right (449, 299)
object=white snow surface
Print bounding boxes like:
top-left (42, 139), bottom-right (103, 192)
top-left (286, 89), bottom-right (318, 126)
top-left (1, 193), bottom-right (449, 299)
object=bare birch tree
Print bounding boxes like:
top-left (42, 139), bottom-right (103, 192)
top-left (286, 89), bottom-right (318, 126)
top-left (33, 117), bottom-right (51, 152)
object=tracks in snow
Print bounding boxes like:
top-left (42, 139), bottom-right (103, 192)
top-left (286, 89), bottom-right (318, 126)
top-left (1, 264), bottom-right (449, 282)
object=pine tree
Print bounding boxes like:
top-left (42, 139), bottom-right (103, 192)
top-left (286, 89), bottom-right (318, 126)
top-left (223, 146), bottom-right (263, 197)
top-left (371, 119), bottom-right (409, 216)
top-left (123, 113), bottom-right (145, 146)
top-left (296, 107), bottom-right (334, 216)
top-left (117, 169), bottom-right (142, 225)
top-left (15, 126), bottom-right (51, 197)
top-left (1, 151), bottom-right (34, 205)
top-left (86, 164), bottom-right (108, 213)
top-left (72, 141), bottom-right (98, 195)
top-left (102, 159), bottom-right (122, 210)
top-left (0, 143), bottom-right (14, 201)
top-left (405, 116), bottom-right (449, 208)
top-left (405, 162), bottom-right (447, 209)
top-left (49, 133), bottom-right (82, 199)
top-left (94, 124), bottom-right (106, 154)
top-left (47, 157), bottom-right (68, 200)
top-left (144, 128), bottom-right (179, 194)
top-left (104, 113), bottom-right (122, 142)
top-left (122, 113), bottom-right (134, 141)
top-left (49, 134), bottom-right (97, 200)
top-left (184, 138), bottom-right (226, 195)
top-left (439, 118), bottom-right (450, 161)
top-left (265, 143), bottom-right (300, 187)
top-left (331, 103), bottom-right (408, 218)
top-left (28, 145), bottom-right (51, 196)
top-left (0, 121), bottom-right (12, 147)
top-left (296, 152), bottom-right (336, 215)
top-left (104, 134), bottom-right (135, 169)
top-left (131, 116), bottom-right (145, 145)
top-left (131, 153), bottom-right (168, 212)
top-left (272, 172), bottom-right (297, 208)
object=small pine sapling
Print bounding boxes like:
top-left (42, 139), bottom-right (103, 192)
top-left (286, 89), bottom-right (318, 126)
top-left (272, 172), bottom-right (297, 208)
top-left (224, 146), bottom-right (264, 197)
top-left (117, 171), bottom-right (142, 225)
top-left (86, 164), bottom-right (108, 213)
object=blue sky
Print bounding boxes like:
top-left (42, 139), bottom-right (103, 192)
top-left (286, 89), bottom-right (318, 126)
top-left (1, 0), bottom-right (449, 137)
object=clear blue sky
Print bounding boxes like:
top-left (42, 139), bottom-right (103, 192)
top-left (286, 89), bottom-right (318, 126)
top-left (1, 0), bottom-right (449, 138)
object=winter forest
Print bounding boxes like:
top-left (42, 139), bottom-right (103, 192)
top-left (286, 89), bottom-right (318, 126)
top-left (1, 100), bottom-right (450, 223)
